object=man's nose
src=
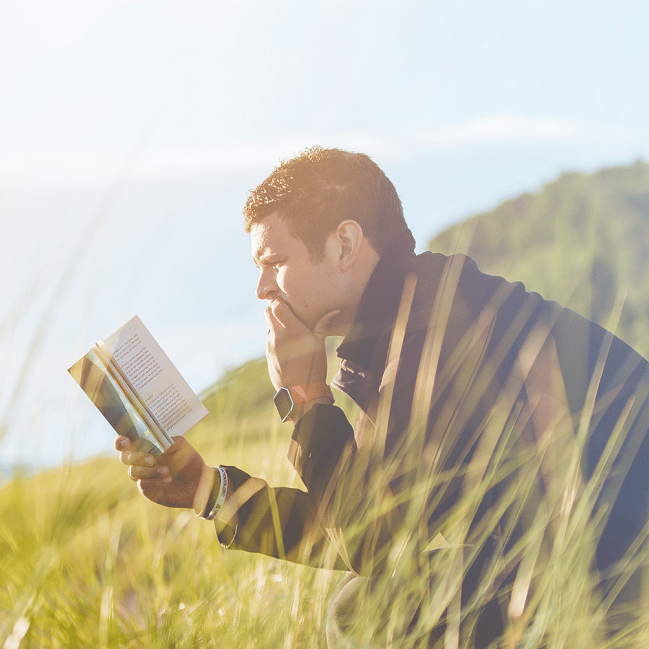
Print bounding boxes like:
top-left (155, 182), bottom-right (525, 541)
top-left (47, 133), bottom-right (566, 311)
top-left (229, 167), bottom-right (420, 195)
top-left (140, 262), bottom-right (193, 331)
top-left (255, 268), bottom-right (276, 301)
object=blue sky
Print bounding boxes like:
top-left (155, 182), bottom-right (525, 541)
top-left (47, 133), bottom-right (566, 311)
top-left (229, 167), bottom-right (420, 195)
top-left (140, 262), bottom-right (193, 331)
top-left (2, 0), bottom-right (647, 185)
top-left (1, 0), bottom-right (648, 467)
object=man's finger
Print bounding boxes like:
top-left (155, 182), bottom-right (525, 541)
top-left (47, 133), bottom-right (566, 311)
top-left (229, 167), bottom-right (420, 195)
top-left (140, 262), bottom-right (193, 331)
top-left (138, 476), bottom-right (172, 490)
top-left (119, 449), bottom-right (156, 467)
top-left (128, 464), bottom-right (169, 481)
top-left (267, 299), bottom-right (307, 331)
top-left (115, 435), bottom-right (132, 451)
top-left (313, 309), bottom-right (341, 338)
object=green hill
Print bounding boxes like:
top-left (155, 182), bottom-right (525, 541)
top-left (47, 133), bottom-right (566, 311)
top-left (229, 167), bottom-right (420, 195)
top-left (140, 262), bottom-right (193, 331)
top-left (428, 159), bottom-right (649, 355)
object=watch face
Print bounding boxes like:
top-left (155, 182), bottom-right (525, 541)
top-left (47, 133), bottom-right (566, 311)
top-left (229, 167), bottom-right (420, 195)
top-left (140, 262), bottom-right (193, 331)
top-left (273, 387), bottom-right (294, 422)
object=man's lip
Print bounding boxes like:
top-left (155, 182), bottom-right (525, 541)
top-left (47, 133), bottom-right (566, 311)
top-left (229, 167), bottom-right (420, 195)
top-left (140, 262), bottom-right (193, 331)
top-left (267, 297), bottom-right (292, 313)
top-left (267, 297), bottom-right (309, 325)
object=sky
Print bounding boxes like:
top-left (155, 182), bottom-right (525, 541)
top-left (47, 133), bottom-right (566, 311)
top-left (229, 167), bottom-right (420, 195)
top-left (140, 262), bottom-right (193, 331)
top-left (3, 0), bottom-right (648, 184)
top-left (1, 0), bottom-right (648, 468)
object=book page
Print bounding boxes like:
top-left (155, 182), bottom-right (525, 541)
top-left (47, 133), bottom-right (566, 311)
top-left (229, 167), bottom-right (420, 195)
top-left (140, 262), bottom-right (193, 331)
top-left (100, 316), bottom-right (208, 438)
top-left (68, 349), bottom-right (168, 456)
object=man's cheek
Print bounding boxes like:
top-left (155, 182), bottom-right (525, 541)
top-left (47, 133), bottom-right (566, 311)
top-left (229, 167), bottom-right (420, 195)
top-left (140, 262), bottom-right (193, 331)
top-left (287, 300), bottom-right (314, 328)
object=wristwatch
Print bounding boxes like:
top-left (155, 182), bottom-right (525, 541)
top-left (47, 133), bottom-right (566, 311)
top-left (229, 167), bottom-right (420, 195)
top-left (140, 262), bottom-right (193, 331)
top-left (273, 383), bottom-right (334, 422)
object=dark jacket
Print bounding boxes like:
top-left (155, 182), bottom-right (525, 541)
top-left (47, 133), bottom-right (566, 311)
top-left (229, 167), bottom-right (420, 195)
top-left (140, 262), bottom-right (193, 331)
top-left (220, 230), bottom-right (649, 641)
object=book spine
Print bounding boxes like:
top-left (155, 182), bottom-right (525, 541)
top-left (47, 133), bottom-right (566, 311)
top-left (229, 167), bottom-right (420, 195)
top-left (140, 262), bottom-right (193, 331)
top-left (92, 342), bottom-right (173, 450)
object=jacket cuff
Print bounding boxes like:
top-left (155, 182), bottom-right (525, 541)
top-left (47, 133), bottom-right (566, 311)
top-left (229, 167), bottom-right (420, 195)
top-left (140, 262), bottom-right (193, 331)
top-left (288, 404), bottom-right (354, 487)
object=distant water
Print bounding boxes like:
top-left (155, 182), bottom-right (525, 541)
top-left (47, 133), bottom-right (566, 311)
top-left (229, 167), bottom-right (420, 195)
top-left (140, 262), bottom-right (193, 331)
top-left (0, 463), bottom-right (35, 484)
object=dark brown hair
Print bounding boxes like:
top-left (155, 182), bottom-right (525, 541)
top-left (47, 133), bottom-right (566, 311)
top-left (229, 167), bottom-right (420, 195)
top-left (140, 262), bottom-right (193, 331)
top-left (243, 147), bottom-right (407, 260)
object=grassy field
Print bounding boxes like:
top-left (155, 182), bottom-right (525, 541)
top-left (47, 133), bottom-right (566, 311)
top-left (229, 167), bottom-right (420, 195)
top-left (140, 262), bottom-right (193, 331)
top-left (2, 354), bottom-right (649, 648)
top-left (0, 358), bottom-right (343, 648)
top-left (6, 161), bottom-right (649, 648)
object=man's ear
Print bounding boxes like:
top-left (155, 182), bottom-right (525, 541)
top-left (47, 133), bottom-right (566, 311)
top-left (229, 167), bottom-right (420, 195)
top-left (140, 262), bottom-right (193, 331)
top-left (335, 220), bottom-right (363, 271)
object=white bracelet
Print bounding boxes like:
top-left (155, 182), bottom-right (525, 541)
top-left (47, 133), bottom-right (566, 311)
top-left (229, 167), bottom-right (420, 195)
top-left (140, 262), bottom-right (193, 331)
top-left (203, 466), bottom-right (228, 521)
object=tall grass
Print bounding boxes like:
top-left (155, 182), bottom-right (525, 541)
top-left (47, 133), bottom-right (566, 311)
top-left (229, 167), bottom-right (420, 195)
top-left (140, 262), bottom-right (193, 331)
top-left (0, 357), bottom-right (347, 648)
top-left (3, 306), bottom-right (649, 647)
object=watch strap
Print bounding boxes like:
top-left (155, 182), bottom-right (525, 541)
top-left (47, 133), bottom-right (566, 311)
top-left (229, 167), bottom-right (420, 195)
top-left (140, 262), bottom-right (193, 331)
top-left (288, 383), bottom-right (334, 404)
top-left (274, 383), bottom-right (334, 422)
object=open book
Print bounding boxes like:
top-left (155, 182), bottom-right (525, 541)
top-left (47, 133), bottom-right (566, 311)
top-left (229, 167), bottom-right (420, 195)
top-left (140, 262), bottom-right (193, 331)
top-left (68, 316), bottom-right (208, 456)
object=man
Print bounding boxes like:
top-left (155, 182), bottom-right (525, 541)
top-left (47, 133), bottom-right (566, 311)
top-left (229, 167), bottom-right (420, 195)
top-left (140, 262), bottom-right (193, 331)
top-left (117, 147), bottom-right (649, 647)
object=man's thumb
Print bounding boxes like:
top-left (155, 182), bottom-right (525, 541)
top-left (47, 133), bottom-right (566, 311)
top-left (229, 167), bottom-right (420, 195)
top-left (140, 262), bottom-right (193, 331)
top-left (313, 309), bottom-right (341, 338)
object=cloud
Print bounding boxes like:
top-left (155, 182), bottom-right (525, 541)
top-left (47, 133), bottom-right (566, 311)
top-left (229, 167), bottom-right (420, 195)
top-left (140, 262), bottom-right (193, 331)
top-left (420, 115), bottom-right (581, 147)
top-left (0, 0), bottom-right (136, 52)
top-left (0, 134), bottom-right (409, 186)
top-left (0, 142), bottom-right (289, 186)
top-left (1, 118), bottom-right (647, 187)
top-left (417, 114), bottom-right (649, 151)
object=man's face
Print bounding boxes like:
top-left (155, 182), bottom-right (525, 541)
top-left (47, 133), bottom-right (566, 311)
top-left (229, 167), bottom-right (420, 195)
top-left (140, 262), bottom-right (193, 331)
top-left (250, 213), bottom-right (342, 330)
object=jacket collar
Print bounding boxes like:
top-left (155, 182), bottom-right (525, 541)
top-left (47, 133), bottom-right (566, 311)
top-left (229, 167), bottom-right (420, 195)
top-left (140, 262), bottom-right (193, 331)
top-left (336, 228), bottom-right (416, 371)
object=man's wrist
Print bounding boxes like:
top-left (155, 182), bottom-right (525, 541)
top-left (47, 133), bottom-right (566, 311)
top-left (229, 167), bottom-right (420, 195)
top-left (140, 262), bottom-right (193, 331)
top-left (273, 383), bottom-right (334, 422)
top-left (193, 465), bottom-right (216, 516)
top-left (213, 471), bottom-right (239, 547)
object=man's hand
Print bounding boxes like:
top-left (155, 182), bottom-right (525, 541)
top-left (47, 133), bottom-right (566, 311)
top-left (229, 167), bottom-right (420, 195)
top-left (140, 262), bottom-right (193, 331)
top-left (265, 300), bottom-right (340, 391)
top-left (116, 435), bottom-right (205, 509)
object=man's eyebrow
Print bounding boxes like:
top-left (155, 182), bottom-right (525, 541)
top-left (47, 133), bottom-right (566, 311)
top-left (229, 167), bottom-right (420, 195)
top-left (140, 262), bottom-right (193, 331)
top-left (251, 246), bottom-right (266, 267)
top-left (252, 250), bottom-right (284, 267)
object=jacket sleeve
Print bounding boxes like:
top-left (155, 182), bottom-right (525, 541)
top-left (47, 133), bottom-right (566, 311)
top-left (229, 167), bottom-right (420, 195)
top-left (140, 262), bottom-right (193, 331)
top-left (287, 399), bottom-right (421, 576)
top-left (215, 462), bottom-right (350, 571)
top-left (215, 404), bottom-right (393, 575)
